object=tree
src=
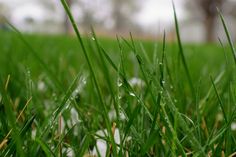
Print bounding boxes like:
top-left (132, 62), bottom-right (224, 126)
top-left (40, 0), bottom-right (72, 34)
top-left (111, 0), bottom-right (140, 32)
top-left (186, 0), bottom-right (225, 42)
top-left (76, 1), bottom-right (97, 32)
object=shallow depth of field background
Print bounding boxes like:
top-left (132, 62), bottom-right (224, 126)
top-left (1, 0), bottom-right (236, 42)
top-left (1, 0), bottom-right (236, 156)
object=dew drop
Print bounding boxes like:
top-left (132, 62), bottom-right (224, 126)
top-left (117, 79), bottom-right (122, 87)
top-left (129, 92), bottom-right (135, 97)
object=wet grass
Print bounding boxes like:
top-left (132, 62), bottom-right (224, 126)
top-left (0, 3), bottom-right (236, 156)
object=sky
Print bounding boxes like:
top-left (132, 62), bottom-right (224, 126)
top-left (136, 0), bottom-right (187, 34)
top-left (137, 0), bottom-right (186, 26)
top-left (0, 0), bottom-right (187, 34)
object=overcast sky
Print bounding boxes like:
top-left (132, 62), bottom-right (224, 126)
top-left (0, 0), bottom-right (187, 34)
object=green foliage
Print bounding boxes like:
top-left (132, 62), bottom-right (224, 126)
top-left (0, 6), bottom-right (236, 156)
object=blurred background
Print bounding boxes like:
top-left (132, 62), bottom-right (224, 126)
top-left (0, 0), bottom-right (236, 42)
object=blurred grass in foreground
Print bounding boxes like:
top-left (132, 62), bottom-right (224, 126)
top-left (0, 21), bottom-right (236, 156)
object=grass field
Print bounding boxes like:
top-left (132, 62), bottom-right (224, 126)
top-left (0, 3), bottom-right (236, 157)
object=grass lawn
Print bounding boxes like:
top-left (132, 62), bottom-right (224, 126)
top-left (0, 5), bottom-right (236, 157)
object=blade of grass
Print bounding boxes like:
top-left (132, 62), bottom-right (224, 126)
top-left (6, 22), bottom-right (63, 92)
top-left (218, 9), bottom-right (236, 64)
top-left (0, 77), bottom-right (24, 157)
top-left (172, 1), bottom-right (195, 99)
top-left (141, 93), bottom-right (162, 156)
top-left (90, 28), bottom-right (121, 123)
top-left (60, 0), bottom-right (117, 155)
top-left (35, 138), bottom-right (56, 157)
top-left (164, 88), bottom-right (205, 155)
top-left (210, 76), bottom-right (227, 123)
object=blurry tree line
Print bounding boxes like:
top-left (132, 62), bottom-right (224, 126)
top-left (186, 0), bottom-right (236, 42)
top-left (37, 0), bottom-right (236, 41)
top-left (0, 0), bottom-right (141, 34)
top-left (0, 0), bottom-right (236, 42)
top-left (42, 0), bottom-right (141, 34)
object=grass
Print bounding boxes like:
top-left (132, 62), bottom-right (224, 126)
top-left (0, 2), bottom-right (236, 156)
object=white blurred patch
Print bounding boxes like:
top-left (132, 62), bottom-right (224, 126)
top-left (231, 122), bottom-right (236, 131)
top-left (92, 129), bottom-right (120, 157)
top-left (31, 129), bottom-right (36, 140)
top-left (72, 74), bottom-right (87, 99)
top-left (128, 77), bottom-right (145, 88)
top-left (67, 148), bottom-right (75, 157)
top-left (59, 107), bottom-right (81, 136)
top-left (37, 80), bottom-right (46, 92)
top-left (67, 107), bottom-right (80, 136)
top-left (108, 109), bottom-right (125, 121)
top-left (62, 147), bottom-right (74, 157)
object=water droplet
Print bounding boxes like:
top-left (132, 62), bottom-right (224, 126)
top-left (65, 103), bottom-right (70, 110)
top-left (117, 79), bottom-right (122, 87)
top-left (27, 70), bottom-right (31, 75)
top-left (52, 93), bottom-right (57, 101)
top-left (82, 76), bottom-right (87, 85)
top-left (92, 37), bottom-right (95, 41)
top-left (161, 80), bottom-right (165, 84)
top-left (129, 92), bottom-right (135, 97)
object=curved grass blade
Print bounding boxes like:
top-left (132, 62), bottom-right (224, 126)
top-left (35, 138), bottom-right (56, 157)
top-left (6, 22), bottom-right (63, 92)
top-left (60, 0), bottom-right (117, 155)
top-left (218, 9), bottom-right (236, 65)
top-left (172, 1), bottom-right (195, 99)
top-left (210, 76), bottom-right (227, 123)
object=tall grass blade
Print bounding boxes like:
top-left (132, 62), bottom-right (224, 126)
top-left (210, 76), bottom-right (227, 123)
top-left (60, 0), bottom-right (117, 155)
top-left (172, 1), bottom-right (195, 99)
top-left (6, 22), bottom-right (63, 92)
top-left (218, 9), bottom-right (236, 64)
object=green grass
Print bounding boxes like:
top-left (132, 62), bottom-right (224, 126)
top-left (0, 3), bottom-right (236, 156)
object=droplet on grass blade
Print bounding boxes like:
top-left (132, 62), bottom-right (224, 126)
top-left (62, 147), bottom-right (74, 157)
top-left (37, 80), bottom-right (46, 92)
top-left (108, 109), bottom-right (125, 121)
top-left (117, 78), bottom-right (123, 87)
top-left (129, 92), bottom-right (135, 97)
top-left (231, 122), bottom-right (236, 131)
